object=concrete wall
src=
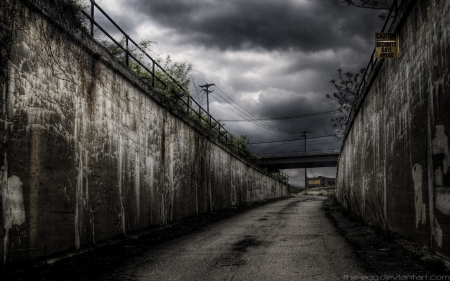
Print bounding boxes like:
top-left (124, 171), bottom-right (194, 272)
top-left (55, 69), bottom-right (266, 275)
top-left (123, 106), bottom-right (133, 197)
top-left (337, 0), bottom-right (450, 257)
top-left (0, 2), bottom-right (289, 265)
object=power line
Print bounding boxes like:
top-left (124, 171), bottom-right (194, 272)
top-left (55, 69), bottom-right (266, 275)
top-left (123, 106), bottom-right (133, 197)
top-left (213, 86), bottom-right (336, 134)
top-left (208, 95), bottom-right (279, 132)
top-left (191, 75), bottom-right (202, 101)
top-left (211, 91), bottom-right (289, 133)
top-left (255, 139), bottom-right (301, 154)
top-left (248, 134), bottom-right (336, 145)
top-left (255, 137), bottom-right (341, 149)
top-left (213, 86), bottom-right (304, 133)
top-left (200, 84), bottom-right (334, 135)
top-left (210, 92), bottom-right (304, 134)
top-left (252, 139), bottom-right (341, 148)
top-left (209, 94), bottom-right (298, 134)
top-left (220, 110), bottom-right (340, 122)
top-left (254, 135), bottom-right (341, 155)
top-left (198, 92), bottom-right (207, 103)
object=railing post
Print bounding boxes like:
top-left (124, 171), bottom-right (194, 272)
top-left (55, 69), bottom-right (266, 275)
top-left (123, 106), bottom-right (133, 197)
top-left (187, 96), bottom-right (190, 116)
top-left (152, 60), bottom-right (155, 88)
top-left (125, 35), bottom-right (129, 66)
top-left (90, 0), bottom-right (95, 37)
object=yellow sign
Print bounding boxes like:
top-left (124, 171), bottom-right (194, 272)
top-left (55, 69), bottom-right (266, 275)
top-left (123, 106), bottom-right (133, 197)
top-left (375, 32), bottom-right (399, 58)
top-left (308, 179), bottom-right (320, 185)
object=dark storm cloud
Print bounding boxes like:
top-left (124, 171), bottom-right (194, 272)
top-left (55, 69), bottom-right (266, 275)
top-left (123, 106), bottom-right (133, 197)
top-left (101, 0), bottom-right (387, 185)
top-left (219, 90), bottom-right (339, 142)
top-left (253, 90), bottom-right (336, 119)
top-left (131, 0), bottom-right (381, 52)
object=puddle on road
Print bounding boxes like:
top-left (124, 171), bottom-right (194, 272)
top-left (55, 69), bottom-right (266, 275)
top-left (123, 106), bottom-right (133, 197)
top-left (215, 236), bottom-right (266, 268)
top-left (232, 236), bottom-right (263, 253)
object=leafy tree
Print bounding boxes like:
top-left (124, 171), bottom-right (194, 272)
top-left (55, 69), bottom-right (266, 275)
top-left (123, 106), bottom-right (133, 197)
top-left (326, 68), bottom-right (365, 140)
top-left (153, 55), bottom-right (193, 107)
top-left (100, 37), bottom-right (192, 101)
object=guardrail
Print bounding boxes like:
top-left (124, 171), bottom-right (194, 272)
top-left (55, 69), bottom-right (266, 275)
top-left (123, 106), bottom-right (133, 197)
top-left (78, 1), bottom-right (288, 183)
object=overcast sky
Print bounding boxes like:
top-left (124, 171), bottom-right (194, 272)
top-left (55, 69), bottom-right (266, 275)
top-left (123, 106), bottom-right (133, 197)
top-left (90, 0), bottom-right (384, 185)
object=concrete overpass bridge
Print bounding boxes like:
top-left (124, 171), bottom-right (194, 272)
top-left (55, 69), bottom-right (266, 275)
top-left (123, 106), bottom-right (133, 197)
top-left (260, 151), bottom-right (340, 170)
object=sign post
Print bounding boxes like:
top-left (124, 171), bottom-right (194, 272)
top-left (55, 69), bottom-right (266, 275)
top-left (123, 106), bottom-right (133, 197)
top-left (375, 32), bottom-right (399, 58)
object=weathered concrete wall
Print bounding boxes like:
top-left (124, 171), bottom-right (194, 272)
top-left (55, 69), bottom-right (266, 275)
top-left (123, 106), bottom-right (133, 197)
top-left (337, 0), bottom-right (450, 256)
top-left (0, 2), bottom-right (289, 265)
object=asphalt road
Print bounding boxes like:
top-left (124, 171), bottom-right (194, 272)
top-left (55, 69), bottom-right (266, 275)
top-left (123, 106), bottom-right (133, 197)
top-left (106, 196), bottom-right (369, 281)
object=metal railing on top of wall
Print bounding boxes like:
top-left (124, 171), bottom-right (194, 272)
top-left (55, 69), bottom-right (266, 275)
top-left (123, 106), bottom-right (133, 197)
top-left (79, 1), bottom-right (288, 183)
top-left (344, 0), bottom-right (412, 142)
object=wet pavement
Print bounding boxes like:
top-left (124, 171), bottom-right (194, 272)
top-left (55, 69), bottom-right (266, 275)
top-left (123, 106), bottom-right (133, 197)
top-left (4, 196), bottom-right (449, 280)
top-left (106, 196), bottom-right (368, 280)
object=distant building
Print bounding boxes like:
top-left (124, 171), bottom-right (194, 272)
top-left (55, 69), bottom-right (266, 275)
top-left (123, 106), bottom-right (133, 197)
top-left (307, 176), bottom-right (336, 187)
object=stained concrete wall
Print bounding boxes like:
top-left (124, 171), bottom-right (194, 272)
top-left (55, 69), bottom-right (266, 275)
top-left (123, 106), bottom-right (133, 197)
top-left (337, 0), bottom-right (450, 257)
top-left (0, 2), bottom-right (289, 265)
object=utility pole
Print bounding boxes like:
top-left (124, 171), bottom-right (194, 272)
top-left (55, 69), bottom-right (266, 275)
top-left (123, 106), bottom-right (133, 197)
top-left (199, 83), bottom-right (215, 114)
top-left (301, 131), bottom-right (309, 188)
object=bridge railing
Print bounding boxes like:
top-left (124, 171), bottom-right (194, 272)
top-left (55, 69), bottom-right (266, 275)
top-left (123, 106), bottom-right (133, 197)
top-left (77, 1), bottom-right (288, 184)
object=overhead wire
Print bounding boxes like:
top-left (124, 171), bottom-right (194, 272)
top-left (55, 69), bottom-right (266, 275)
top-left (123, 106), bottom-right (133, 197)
top-left (248, 134), bottom-right (336, 145)
top-left (208, 94), bottom-right (289, 134)
top-left (220, 110), bottom-right (340, 122)
top-left (212, 86), bottom-right (307, 134)
top-left (208, 94), bottom-right (266, 128)
top-left (254, 138), bottom-right (341, 157)
top-left (214, 86), bottom-right (285, 129)
top-left (191, 75), bottom-right (202, 101)
top-left (193, 84), bottom-right (338, 135)
top-left (194, 84), bottom-right (340, 147)
top-left (210, 91), bottom-right (304, 134)
top-left (254, 139), bottom-right (341, 148)
top-left (255, 143), bottom-right (340, 155)
top-left (211, 91), bottom-right (296, 134)
top-left (255, 140), bottom-right (299, 154)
